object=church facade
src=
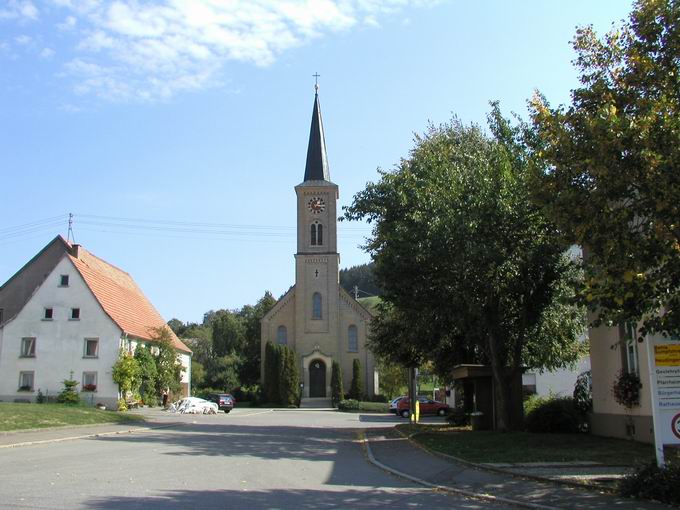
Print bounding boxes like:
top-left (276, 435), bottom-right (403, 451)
top-left (260, 91), bottom-right (377, 400)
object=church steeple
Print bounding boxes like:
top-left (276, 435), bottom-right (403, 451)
top-left (303, 89), bottom-right (330, 182)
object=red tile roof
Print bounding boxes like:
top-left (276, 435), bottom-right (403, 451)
top-left (66, 245), bottom-right (191, 354)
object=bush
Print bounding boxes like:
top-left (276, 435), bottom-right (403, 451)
top-left (117, 398), bottom-right (128, 411)
top-left (573, 370), bottom-right (592, 413)
top-left (369, 394), bottom-right (388, 403)
top-left (524, 395), bottom-right (581, 433)
top-left (619, 461), bottom-right (680, 505)
top-left (446, 405), bottom-right (469, 427)
top-left (337, 399), bottom-right (360, 411)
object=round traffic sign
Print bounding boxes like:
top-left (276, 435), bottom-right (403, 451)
top-left (672, 413), bottom-right (680, 440)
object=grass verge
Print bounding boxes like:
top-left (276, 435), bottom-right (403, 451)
top-left (0, 403), bottom-right (145, 432)
top-left (398, 424), bottom-right (672, 466)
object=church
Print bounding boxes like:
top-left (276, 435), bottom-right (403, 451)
top-left (260, 89), bottom-right (377, 401)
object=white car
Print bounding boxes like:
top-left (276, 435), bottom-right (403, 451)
top-left (389, 396), bottom-right (406, 414)
top-left (168, 397), bottom-right (218, 414)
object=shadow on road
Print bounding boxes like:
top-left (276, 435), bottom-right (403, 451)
top-left (83, 487), bottom-right (487, 510)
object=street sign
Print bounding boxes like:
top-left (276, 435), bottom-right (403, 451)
top-left (646, 335), bottom-right (680, 466)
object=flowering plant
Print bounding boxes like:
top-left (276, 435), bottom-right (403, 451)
top-left (612, 370), bottom-right (642, 409)
top-left (82, 384), bottom-right (97, 392)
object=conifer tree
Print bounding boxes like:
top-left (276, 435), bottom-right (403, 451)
top-left (331, 361), bottom-right (344, 406)
top-left (349, 359), bottom-right (364, 401)
top-left (278, 346), bottom-right (299, 406)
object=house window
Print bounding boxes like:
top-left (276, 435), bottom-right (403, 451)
top-left (20, 337), bottom-right (36, 358)
top-left (277, 325), bottom-right (288, 345)
top-left (82, 372), bottom-right (97, 392)
top-left (348, 325), bottom-right (358, 352)
top-left (84, 338), bottom-right (99, 358)
top-left (621, 322), bottom-right (639, 375)
top-left (71, 308), bottom-right (80, 320)
top-left (312, 292), bottom-right (322, 319)
top-left (18, 371), bottom-right (34, 391)
top-left (43, 308), bottom-right (53, 320)
top-left (60, 275), bottom-right (69, 287)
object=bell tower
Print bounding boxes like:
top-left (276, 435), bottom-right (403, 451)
top-left (293, 88), bottom-right (340, 361)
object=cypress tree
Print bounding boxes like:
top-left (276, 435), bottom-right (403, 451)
top-left (264, 342), bottom-right (281, 403)
top-left (331, 361), bottom-right (344, 406)
top-left (278, 346), bottom-right (299, 406)
top-left (349, 359), bottom-right (364, 401)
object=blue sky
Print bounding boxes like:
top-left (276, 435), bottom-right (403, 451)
top-left (1, 0), bottom-right (633, 324)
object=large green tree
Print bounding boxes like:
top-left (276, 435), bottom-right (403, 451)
top-left (151, 327), bottom-right (183, 396)
top-left (345, 107), bottom-right (585, 430)
top-left (530, 0), bottom-right (680, 338)
top-left (238, 291), bottom-right (277, 386)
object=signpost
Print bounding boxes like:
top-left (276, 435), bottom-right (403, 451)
top-left (645, 335), bottom-right (680, 467)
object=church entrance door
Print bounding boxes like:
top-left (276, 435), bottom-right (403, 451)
top-left (309, 359), bottom-right (326, 397)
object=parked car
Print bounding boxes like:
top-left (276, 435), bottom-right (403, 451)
top-left (168, 397), bottom-right (218, 415)
top-left (389, 396), bottom-right (406, 414)
top-left (396, 396), bottom-right (449, 418)
top-left (206, 393), bottom-right (235, 413)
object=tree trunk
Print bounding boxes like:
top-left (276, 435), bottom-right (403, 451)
top-left (487, 332), bottom-right (512, 432)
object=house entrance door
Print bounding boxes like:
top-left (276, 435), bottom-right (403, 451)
top-left (309, 359), bottom-right (326, 397)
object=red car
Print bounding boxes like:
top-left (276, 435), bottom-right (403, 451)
top-left (396, 396), bottom-right (449, 418)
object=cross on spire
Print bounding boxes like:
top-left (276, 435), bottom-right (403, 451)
top-left (313, 72), bottom-right (320, 93)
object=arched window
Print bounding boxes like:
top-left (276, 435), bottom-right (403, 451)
top-left (277, 325), bottom-right (287, 345)
top-left (310, 224), bottom-right (317, 246)
top-left (312, 292), bottom-right (322, 319)
top-left (317, 223), bottom-right (323, 245)
top-left (348, 325), bottom-right (358, 352)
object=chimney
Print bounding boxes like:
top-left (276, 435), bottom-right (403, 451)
top-left (71, 244), bottom-right (81, 259)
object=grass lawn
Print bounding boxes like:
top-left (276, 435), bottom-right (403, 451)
top-left (399, 424), bottom-right (676, 466)
top-left (0, 403), bottom-right (145, 432)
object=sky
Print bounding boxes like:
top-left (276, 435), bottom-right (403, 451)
top-left (0, 0), bottom-right (634, 324)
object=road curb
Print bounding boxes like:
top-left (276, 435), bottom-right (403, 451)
top-left (394, 427), bottom-right (618, 495)
top-left (359, 431), bottom-right (559, 510)
top-left (0, 422), bottom-right (181, 449)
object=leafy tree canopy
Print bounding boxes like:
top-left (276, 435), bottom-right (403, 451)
top-left (345, 106), bottom-right (585, 430)
top-left (530, 0), bottom-right (680, 338)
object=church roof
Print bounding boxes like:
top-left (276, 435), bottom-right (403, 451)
top-left (303, 92), bottom-right (330, 182)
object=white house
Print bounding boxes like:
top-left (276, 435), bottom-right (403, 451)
top-left (0, 236), bottom-right (191, 408)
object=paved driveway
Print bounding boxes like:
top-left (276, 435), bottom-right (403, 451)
top-left (0, 408), bottom-right (512, 509)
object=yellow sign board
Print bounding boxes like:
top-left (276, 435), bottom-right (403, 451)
top-left (655, 345), bottom-right (680, 367)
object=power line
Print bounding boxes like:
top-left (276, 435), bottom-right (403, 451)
top-left (0, 213), bottom-right (371, 244)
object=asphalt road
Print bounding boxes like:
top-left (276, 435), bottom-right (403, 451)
top-left (0, 408), bottom-right (514, 509)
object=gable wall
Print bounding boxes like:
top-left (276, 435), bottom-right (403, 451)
top-left (0, 238), bottom-right (67, 325)
top-left (0, 256), bottom-right (123, 406)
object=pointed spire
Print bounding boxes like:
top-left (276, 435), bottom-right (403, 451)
top-left (304, 89), bottom-right (330, 182)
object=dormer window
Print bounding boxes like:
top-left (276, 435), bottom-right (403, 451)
top-left (60, 275), bottom-right (69, 287)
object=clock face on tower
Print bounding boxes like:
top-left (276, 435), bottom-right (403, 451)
top-left (307, 197), bottom-right (326, 214)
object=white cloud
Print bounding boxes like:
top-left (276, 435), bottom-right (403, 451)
top-left (14, 1), bottom-right (431, 102)
top-left (15, 34), bottom-right (32, 45)
top-left (0, 1), bottom-right (38, 21)
top-left (40, 47), bottom-right (55, 58)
